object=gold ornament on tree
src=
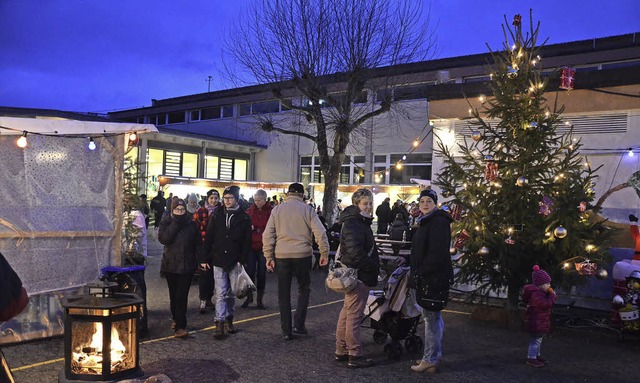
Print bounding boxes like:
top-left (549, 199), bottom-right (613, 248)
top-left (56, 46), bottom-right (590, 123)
top-left (516, 177), bottom-right (528, 187)
top-left (471, 131), bottom-right (482, 141)
top-left (553, 225), bottom-right (568, 239)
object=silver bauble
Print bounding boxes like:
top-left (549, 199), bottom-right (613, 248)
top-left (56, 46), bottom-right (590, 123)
top-left (478, 246), bottom-right (490, 256)
top-left (554, 226), bottom-right (568, 239)
top-left (516, 177), bottom-right (528, 187)
top-left (471, 131), bottom-right (482, 141)
top-left (612, 294), bottom-right (625, 309)
top-left (596, 268), bottom-right (608, 280)
top-left (449, 247), bottom-right (458, 256)
top-left (528, 121), bottom-right (538, 129)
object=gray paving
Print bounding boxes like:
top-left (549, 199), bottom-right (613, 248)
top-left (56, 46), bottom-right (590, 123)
top-left (4, 233), bottom-right (640, 382)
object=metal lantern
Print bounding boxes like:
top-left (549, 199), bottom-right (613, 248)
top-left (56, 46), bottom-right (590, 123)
top-left (59, 280), bottom-right (143, 383)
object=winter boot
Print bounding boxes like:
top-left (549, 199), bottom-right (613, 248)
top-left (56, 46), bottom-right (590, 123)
top-left (256, 290), bottom-right (266, 310)
top-left (241, 292), bottom-right (253, 308)
top-left (225, 317), bottom-right (237, 334)
top-left (214, 320), bottom-right (225, 339)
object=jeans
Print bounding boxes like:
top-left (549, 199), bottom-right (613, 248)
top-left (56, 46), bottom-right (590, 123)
top-left (528, 334), bottom-right (544, 359)
top-left (245, 250), bottom-right (267, 291)
top-left (335, 282), bottom-right (370, 357)
top-left (213, 266), bottom-right (235, 322)
top-left (276, 257), bottom-right (311, 335)
top-left (421, 309), bottom-right (444, 364)
top-left (198, 266), bottom-right (215, 301)
top-left (164, 272), bottom-right (193, 330)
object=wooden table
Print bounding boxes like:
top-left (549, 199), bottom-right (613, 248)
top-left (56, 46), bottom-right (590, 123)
top-left (375, 238), bottom-right (411, 263)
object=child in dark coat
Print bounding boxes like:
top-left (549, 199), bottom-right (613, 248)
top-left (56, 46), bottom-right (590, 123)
top-left (522, 265), bottom-right (557, 368)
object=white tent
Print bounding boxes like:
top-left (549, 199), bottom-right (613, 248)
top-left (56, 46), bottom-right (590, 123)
top-left (0, 116), bottom-right (157, 295)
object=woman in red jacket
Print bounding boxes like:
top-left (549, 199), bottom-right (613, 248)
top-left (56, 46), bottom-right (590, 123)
top-left (243, 189), bottom-right (272, 309)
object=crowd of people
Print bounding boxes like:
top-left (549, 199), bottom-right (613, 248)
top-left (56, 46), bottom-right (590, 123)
top-left (140, 184), bottom-right (554, 372)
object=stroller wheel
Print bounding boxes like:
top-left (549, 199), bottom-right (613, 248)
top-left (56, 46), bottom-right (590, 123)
top-left (373, 330), bottom-right (388, 344)
top-left (384, 341), bottom-right (403, 360)
top-left (405, 335), bottom-right (424, 353)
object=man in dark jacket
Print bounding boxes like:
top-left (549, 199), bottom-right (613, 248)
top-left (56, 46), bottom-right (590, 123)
top-left (201, 185), bottom-right (252, 339)
top-left (150, 191), bottom-right (166, 230)
top-left (375, 197), bottom-right (393, 235)
top-left (158, 199), bottom-right (201, 338)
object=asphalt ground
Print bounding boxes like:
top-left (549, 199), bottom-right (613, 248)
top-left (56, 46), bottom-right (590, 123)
top-left (4, 233), bottom-right (640, 383)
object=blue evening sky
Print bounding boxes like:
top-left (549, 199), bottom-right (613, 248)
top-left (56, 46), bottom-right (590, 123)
top-left (0, 0), bottom-right (637, 113)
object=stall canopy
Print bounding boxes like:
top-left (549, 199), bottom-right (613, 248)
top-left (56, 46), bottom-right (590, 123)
top-left (0, 114), bottom-right (157, 295)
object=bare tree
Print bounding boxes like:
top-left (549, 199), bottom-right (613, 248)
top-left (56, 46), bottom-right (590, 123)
top-left (224, 0), bottom-right (436, 224)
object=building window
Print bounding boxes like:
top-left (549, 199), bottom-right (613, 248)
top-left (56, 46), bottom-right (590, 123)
top-left (234, 159), bottom-right (247, 180)
top-left (190, 110), bottom-right (201, 121)
top-left (390, 165), bottom-right (431, 185)
top-left (252, 100), bottom-right (281, 114)
top-left (239, 100), bottom-right (292, 116)
top-left (222, 105), bottom-right (234, 118)
top-left (147, 149), bottom-right (164, 179)
top-left (219, 158), bottom-right (234, 180)
top-left (301, 166), bottom-right (311, 185)
top-left (374, 155), bottom-right (387, 163)
top-left (376, 84), bottom-right (428, 102)
top-left (167, 111), bottom-right (185, 124)
top-left (182, 153), bottom-right (198, 177)
top-left (202, 106), bottom-right (222, 120)
top-left (164, 151), bottom-right (181, 176)
top-left (205, 156), bottom-right (219, 179)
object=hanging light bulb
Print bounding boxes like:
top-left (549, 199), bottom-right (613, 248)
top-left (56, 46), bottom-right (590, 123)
top-left (396, 162), bottom-right (403, 170)
top-left (129, 132), bottom-right (138, 142)
top-left (88, 137), bottom-right (96, 151)
top-left (628, 148), bottom-right (634, 157)
top-left (402, 155), bottom-right (407, 161)
top-left (413, 139), bottom-right (419, 147)
top-left (17, 131), bottom-right (27, 148)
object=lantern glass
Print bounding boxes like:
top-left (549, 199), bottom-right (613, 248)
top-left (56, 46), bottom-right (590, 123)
top-left (69, 317), bottom-right (137, 376)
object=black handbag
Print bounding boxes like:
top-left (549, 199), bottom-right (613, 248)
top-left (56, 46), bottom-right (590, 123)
top-left (413, 274), bottom-right (449, 312)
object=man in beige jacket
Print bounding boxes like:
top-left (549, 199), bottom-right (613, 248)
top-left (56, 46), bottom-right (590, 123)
top-left (263, 182), bottom-right (330, 340)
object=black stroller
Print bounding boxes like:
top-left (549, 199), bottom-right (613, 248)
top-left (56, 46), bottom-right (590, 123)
top-left (363, 266), bottom-right (423, 359)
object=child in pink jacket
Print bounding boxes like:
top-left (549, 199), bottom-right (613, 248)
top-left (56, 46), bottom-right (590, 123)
top-left (522, 265), bottom-right (557, 368)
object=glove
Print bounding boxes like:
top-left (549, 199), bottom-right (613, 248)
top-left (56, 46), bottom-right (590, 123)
top-left (630, 214), bottom-right (638, 223)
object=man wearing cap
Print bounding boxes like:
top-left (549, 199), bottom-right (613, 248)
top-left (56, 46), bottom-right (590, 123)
top-left (201, 185), bottom-right (252, 339)
top-left (263, 182), bottom-right (330, 340)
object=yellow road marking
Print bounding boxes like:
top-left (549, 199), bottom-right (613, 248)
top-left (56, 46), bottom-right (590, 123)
top-left (11, 299), bottom-right (470, 372)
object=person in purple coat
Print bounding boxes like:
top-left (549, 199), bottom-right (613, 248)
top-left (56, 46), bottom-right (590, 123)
top-left (522, 265), bottom-right (557, 368)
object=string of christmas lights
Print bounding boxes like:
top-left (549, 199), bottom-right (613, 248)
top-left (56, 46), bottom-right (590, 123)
top-left (0, 125), bottom-right (140, 150)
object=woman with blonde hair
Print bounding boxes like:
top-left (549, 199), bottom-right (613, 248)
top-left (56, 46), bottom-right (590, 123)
top-left (334, 188), bottom-right (379, 368)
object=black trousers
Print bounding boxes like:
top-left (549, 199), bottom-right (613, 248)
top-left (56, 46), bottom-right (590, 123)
top-left (245, 249), bottom-right (267, 291)
top-left (276, 257), bottom-right (311, 335)
top-left (164, 272), bottom-right (193, 330)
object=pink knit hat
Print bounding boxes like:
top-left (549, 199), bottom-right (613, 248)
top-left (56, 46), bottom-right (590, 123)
top-left (532, 265), bottom-right (551, 286)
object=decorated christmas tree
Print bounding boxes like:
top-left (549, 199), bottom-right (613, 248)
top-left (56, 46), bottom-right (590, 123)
top-left (434, 13), bottom-right (613, 312)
